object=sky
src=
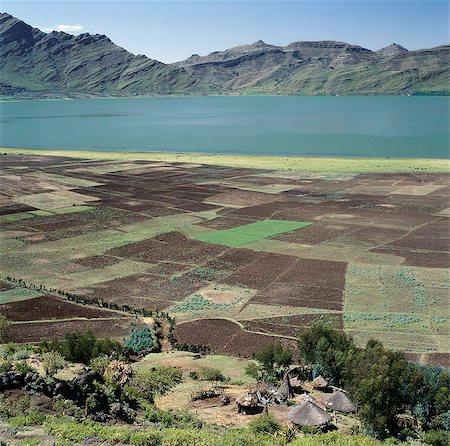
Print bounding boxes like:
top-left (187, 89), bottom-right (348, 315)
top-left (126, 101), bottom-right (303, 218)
top-left (3, 1), bottom-right (449, 63)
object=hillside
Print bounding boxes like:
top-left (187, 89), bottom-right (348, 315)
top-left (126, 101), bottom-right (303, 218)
top-left (0, 12), bottom-right (449, 97)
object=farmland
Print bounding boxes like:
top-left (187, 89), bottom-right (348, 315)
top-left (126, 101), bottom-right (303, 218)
top-left (0, 151), bottom-right (449, 367)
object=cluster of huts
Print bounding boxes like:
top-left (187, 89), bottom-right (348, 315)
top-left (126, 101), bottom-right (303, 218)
top-left (235, 369), bottom-right (356, 429)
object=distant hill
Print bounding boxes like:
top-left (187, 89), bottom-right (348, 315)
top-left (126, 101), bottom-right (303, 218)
top-left (1, 12), bottom-right (448, 97)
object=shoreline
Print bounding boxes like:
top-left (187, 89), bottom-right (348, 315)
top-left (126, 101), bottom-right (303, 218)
top-left (2, 147), bottom-right (449, 173)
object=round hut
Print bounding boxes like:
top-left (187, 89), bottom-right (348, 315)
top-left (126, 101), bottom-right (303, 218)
top-left (287, 398), bottom-right (332, 427)
top-left (312, 375), bottom-right (328, 390)
top-left (322, 390), bottom-right (356, 413)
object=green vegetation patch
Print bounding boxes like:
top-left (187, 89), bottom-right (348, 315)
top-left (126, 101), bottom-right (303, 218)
top-left (0, 212), bottom-right (35, 222)
top-left (193, 220), bottom-right (311, 247)
top-left (0, 288), bottom-right (43, 304)
top-left (51, 205), bottom-right (94, 215)
top-left (29, 210), bottom-right (54, 217)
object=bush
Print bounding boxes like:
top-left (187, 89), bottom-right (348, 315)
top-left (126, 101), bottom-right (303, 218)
top-left (199, 367), bottom-right (226, 382)
top-left (424, 430), bottom-right (450, 446)
top-left (90, 355), bottom-right (112, 375)
top-left (41, 351), bottom-right (66, 376)
top-left (248, 413), bottom-right (280, 434)
top-left (14, 361), bottom-right (34, 375)
top-left (8, 411), bottom-right (46, 427)
top-left (12, 347), bottom-right (33, 361)
top-left (290, 431), bottom-right (383, 445)
top-left (0, 361), bottom-right (12, 373)
top-left (145, 406), bottom-right (201, 429)
top-left (129, 367), bottom-right (182, 401)
top-left (188, 371), bottom-right (198, 380)
top-left (41, 331), bottom-right (122, 364)
top-left (245, 362), bottom-right (262, 380)
top-left (124, 323), bottom-right (154, 355)
top-left (0, 315), bottom-right (11, 343)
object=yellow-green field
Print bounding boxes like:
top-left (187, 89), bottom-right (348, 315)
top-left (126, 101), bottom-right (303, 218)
top-left (2, 147), bottom-right (450, 172)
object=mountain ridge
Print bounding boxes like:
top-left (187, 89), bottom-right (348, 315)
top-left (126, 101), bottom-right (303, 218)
top-left (1, 12), bottom-right (448, 97)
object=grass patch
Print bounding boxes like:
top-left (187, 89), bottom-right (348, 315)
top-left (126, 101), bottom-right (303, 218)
top-left (0, 212), bottom-right (35, 222)
top-left (193, 220), bottom-right (311, 247)
top-left (2, 147), bottom-right (450, 172)
top-left (0, 288), bottom-right (43, 304)
top-left (51, 205), bottom-right (94, 215)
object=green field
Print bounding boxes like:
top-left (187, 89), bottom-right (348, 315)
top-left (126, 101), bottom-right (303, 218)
top-left (193, 220), bottom-right (311, 247)
top-left (2, 147), bottom-right (450, 172)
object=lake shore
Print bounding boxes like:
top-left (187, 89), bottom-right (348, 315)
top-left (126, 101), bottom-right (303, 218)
top-left (2, 147), bottom-right (449, 172)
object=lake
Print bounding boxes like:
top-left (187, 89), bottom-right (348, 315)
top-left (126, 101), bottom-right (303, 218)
top-left (0, 96), bottom-right (448, 158)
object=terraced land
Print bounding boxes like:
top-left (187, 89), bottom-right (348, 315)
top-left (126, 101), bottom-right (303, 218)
top-left (0, 153), bottom-right (449, 366)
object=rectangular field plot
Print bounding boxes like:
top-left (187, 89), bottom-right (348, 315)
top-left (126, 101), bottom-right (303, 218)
top-left (193, 220), bottom-right (311, 247)
top-left (344, 263), bottom-right (450, 351)
top-left (0, 288), bottom-right (43, 304)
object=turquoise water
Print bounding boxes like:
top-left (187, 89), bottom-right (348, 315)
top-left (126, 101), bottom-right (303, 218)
top-left (0, 96), bottom-right (448, 158)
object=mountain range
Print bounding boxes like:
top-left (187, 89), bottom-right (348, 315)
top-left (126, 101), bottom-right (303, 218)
top-left (1, 12), bottom-right (448, 98)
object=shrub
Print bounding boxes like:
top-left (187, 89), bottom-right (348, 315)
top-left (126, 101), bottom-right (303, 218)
top-left (41, 351), bottom-right (66, 376)
top-left (8, 411), bottom-right (45, 427)
top-left (0, 315), bottom-right (11, 343)
top-left (12, 347), bottom-right (33, 361)
top-left (41, 331), bottom-right (122, 364)
top-left (199, 367), bottom-right (226, 382)
top-left (124, 323), bottom-right (154, 355)
top-left (90, 355), bottom-right (112, 375)
top-left (245, 362), bottom-right (262, 380)
top-left (248, 413), bottom-right (281, 434)
top-left (14, 361), bottom-right (34, 375)
top-left (0, 361), bottom-right (12, 373)
top-left (424, 430), bottom-right (450, 446)
top-left (129, 366), bottom-right (182, 401)
top-left (188, 371), bottom-right (198, 380)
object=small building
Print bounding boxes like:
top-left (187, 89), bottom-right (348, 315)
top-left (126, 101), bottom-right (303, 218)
top-left (312, 375), bottom-right (328, 390)
top-left (287, 398), bottom-right (332, 427)
top-left (322, 390), bottom-right (356, 413)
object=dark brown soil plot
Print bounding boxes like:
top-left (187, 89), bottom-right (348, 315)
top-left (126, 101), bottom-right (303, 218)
top-left (278, 258), bottom-right (347, 290)
top-left (370, 247), bottom-right (450, 268)
top-left (204, 248), bottom-right (261, 270)
top-left (6, 318), bottom-right (132, 343)
top-left (73, 255), bottom-right (122, 269)
top-left (175, 318), bottom-right (298, 359)
top-left (0, 281), bottom-right (15, 292)
top-left (87, 273), bottom-right (208, 308)
top-left (274, 224), bottom-right (358, 245)
top-left (107, 232), bottom-right (227, 264)
top-left (0, 204), bottom-right (38, 215)
top-left (222, 253), bottom-right (298, 290)
top-left (1, 295), bottom-right (127, 321)
top-left (195, 216), bottom-right (256, 230)
top-left (405, 353), bottom-right (450, 369)
top-left (251, 283), bottom-right (344, 311)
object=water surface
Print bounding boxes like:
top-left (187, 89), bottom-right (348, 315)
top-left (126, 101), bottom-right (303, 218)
top-left (1, 96), bottom-right (448, 158)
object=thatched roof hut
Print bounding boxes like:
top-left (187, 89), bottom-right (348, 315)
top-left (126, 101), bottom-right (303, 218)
top-left (278, 377), bottom-right (294, 399)
top-left (289, 376), bottom-right (304, 390)
top-left (322, 390), bottom-right (356, 413)
top-left (312, 375), bottom-right (328, 389)
top-left (287, 398), bottom-right (332, 427)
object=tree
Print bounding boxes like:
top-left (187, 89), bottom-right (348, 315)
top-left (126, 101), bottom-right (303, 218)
top-left (0, 315), bottom-right (11, 343)
top-left (41, 331), bottom-right (123, 364)
top-left (254, 341), bottom-right (292, 381)
top-left (124, 322), bottom-right (154, 355)
top-left (346, 339), bottom-right (409, 438)
top-left (298, 325), bottom-right (355, 386)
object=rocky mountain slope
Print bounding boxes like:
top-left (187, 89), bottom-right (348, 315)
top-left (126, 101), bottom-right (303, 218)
top-left (1, 12), bottom-right (448, 97)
